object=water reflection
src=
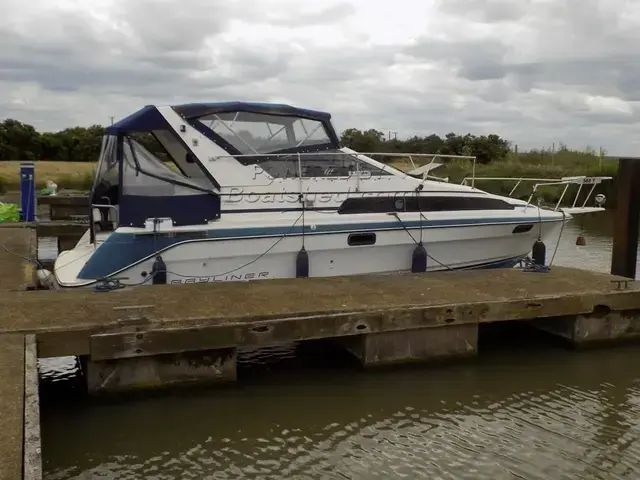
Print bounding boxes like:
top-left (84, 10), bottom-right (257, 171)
top-left (41, 213), bottom-right (640, 480)
top-left (43, 345), bottom-right (640, 480)
top-left (549, 212), bottom-right (625, 274)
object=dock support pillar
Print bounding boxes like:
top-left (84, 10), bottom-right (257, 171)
top-left (531, 309), bottom-right (640, 347)
top-left (338, 324), bottom-right (478, 367)
top-left (85, 348), bottom-right (237, 395)
top-left (611, 158), bottom-right (640, 279)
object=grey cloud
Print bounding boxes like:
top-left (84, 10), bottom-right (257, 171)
top-left (281, 45), bottom-right (401, 84)
top-left (261, 3), bottom-right (356, 26)
top-left (0, 10), bottom-right (195, 91)
top-left (0, 1), bottom-right (293, 97)
top-left (499, 56), bottom-right (640, 101)
top-left (438, 0), bottom-right (528, 23)
top-left (112, 0), bottom-right (230, 53)
top-left (2, 0), bottom-right (640, 156)
top-left (473, 79), bottom-right (513, 103)
top-left (405, 0), bottom-right (640, 109)
top-left (0, 0), bottom-right (366, 100)
top-left (403, 37), bottom-right (509, 78)
top-left (460, 64), bottom-right (507, 82)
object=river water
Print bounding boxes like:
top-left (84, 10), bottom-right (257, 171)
top-left (41, 212), bottom-right (640, 480)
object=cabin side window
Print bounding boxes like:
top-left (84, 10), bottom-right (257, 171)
top-left (348, 232), bottom-right (377, 246)
top-left (337, 196), bottom-right (516, 214)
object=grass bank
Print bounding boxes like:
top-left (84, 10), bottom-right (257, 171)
top-left (0, 161), bottom-right (96, 194)
top-left (0, 151), bottom-right (620, 209)
top-left (390, 150), bottom-right (618, 208)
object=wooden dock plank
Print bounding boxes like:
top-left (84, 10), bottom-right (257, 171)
top-left (0, 192), bottom-right (88, 206)
top-left (0, 334), bottom-right (25, 480)
top-left (0, 221), bottom-right (87, 238)
top-left (35, 195), bottom-right (88, 207)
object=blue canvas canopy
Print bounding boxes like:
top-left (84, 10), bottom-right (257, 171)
top-left (105, 102), bottom-right (333, 135)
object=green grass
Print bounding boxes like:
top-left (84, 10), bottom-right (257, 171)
top-left (0, 152), bottom-right (620, 209)
top-left (0, 161), bottom-right (96, 194)
top-left (392, 150), bottom-right (618, 207)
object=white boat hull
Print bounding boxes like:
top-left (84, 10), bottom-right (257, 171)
top-left (43, 210), bottom-right (566, 289)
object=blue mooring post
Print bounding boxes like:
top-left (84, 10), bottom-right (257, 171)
top-left (20, 162), bottom-right (36, 222)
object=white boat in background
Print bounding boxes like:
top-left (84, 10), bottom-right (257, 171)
top-left (36, 102), bottom-right (611, 289)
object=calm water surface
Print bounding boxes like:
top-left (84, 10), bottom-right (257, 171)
top-left (41, 213), bottom-right (640, 480)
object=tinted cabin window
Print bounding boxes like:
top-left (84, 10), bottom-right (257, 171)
top-left (512, 224), bottom-right (534, 234)
top-left (337, 196), bottom-right (515, 214)
top-left (348, 233), bottom-right (376, 246)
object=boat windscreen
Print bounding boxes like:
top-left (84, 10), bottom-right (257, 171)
top-left (194, 111), bottom-right (335, 154)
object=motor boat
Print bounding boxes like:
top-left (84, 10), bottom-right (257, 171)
top-left (36, 102), bottom-right (610, 289)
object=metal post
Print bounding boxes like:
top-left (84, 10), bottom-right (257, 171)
top-left (20, 162), bottom-right (36, 222)
top-left (611, 158), bottom-right (640, 279)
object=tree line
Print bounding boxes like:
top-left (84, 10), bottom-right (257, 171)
top-left (340, 128), bottom-right (510, 164)
top-left (0, 119), bottom-right (106, 163)
top-left (0, 118), bottom-right (514, 164)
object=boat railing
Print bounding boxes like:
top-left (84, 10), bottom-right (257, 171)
top-left (207, 151), bottom-right (611, 210)
top-left (210, 151), bottom-right (475, 183)
top-left (460, 175), bottom-right (613, 211)
top-left (91, 203), bottom-right (119, 225)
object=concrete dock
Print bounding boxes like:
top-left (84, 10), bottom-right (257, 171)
top-left (0, 335), bottom-right (26, 480)
top-left (0, 227), bottom-right (38, 293)
top-left (2, 223), bottom-right (640, 478)
top-left (0, 334), bottom-right (41, 480)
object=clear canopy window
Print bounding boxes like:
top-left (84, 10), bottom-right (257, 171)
top-left (247, 152), bottom-right (398, 179)
top-left (195, 111), bottom-right (333, 154)
top-left (91, 135), bottom-right (215, 203)
top-left (121, 138), bottom-right (212, 196)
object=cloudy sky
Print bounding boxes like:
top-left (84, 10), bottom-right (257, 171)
top-left (2, 0), bottom-right (639, 154)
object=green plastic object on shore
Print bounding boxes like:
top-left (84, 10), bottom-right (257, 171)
top-left (40, 180), bottom-right (58, 196)
top-left (0, 202), bottom-right (20, 223)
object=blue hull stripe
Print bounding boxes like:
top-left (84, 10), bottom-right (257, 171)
top-left (125, 215), bottom-right (560, 238)
top-left (77, 216), bottom-right (560, 280)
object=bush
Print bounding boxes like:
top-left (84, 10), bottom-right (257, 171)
top-left (0, 203), bottom-right (19, 222)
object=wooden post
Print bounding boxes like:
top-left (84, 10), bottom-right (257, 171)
top-left (611, 158), bottom-right (640, 278)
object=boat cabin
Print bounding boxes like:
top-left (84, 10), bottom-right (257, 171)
top-left (90, 106), bottom-right (221, 240)
top-left (89, 102), bottom-right (400, 238)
